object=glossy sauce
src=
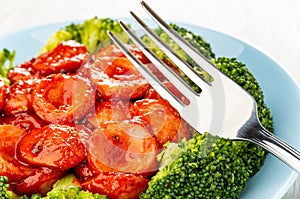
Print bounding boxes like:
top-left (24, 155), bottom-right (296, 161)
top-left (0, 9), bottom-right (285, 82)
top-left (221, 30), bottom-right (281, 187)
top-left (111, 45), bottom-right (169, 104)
top-left (0, 41), bottom-right (193, 198)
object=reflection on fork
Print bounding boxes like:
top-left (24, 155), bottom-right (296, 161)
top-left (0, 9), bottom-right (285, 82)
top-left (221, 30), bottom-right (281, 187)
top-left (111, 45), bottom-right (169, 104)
top-left (107, 0), bottom-right (300, 173)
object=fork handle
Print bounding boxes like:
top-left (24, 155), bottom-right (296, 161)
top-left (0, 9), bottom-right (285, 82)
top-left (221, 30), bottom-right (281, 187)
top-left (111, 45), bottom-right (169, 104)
top-left (251, 126), bottom-right (300, 173)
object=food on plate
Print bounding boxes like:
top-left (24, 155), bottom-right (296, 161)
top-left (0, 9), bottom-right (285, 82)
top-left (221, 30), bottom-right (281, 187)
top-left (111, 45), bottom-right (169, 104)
top-left (31, 40), bottom-right (89, 76)
top-left (3, 78), bottom-right (37, 115)
top-left (39, 17), bottom-right (128, 54)
top-left (0, 176), bottom-right (12, 199)
top-left (31, 73), bottom-right (95, 124)
top-left (0, 125), bottom-right (36, 182)
top-left (7, 40), bottom-right (89, 82)
top-left (1, 112), bottom-right (47, 132)
top-left (89, 46), bottom-right (151, 100)
top-left (18, 174), bottom-right (107, 199)
top-left (130, 98), bottom-right (192, 147)
top-left (0, 48), bottom-right (15, 84)
top-left (141, 58), bottom-right (274, 199)
top-left (87, 120), bottom-right (159, 175)
top-left (0, 17), bottom-right (273, 199)
top-left (18, 124), bottom-right (86, 170)
top-left (0, 78), bottom-right (8, 110)
top-left (0, 125), bottom-right (65, 197)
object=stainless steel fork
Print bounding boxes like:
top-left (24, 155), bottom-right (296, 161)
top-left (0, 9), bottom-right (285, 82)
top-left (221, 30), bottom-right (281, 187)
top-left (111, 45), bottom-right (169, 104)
top-left (107, 0), bottom-right (300, 173)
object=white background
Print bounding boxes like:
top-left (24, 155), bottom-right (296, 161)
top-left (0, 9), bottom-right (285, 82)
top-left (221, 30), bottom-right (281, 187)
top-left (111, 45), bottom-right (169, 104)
top-left (0, 0), bottom-right (299, 198)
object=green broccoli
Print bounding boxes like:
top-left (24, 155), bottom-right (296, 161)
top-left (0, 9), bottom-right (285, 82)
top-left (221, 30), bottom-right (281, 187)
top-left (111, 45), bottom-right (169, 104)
top-left (0, 176), bottom-right (13, 199)
top-left (141, 24), bottom-right (215, 93)
top-left (141, 23), bottom-right (215, 61)
top-left (141, 133), bottom-right (250, 199)
top-left (213, 57), bottom-right (274, 175)
top-left (0, 48), bottom-right (15, 84)
top-left (40, 17), bottom-right (128, 54)
top-left (19, 174), bottom-right (107, 199)
top-left (170, 23), bottom-right (215, 60)
top-left (140, 25), bottom-right (273, 199)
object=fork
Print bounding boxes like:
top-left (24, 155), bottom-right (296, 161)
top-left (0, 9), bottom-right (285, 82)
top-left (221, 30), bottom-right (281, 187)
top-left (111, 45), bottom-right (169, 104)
top-left (107, 0), bottom-right (300, 173)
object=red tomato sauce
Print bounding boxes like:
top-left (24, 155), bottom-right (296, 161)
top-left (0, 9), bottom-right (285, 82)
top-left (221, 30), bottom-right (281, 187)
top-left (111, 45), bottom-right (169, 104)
top-left (0, 41), bottom-right (193, 198)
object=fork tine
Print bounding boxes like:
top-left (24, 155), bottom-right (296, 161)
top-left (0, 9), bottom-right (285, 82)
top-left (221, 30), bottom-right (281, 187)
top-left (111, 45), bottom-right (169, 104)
top-left (129, 10), bottom-right (212, 93)
top-left (140, 0), bottom-right (221, 78)
top-left (107, 30), bottom-right (216, 134)
top-left (107, 30), bottom-right (184, 110)
top-left (118, 20), bottom-right (197, 101)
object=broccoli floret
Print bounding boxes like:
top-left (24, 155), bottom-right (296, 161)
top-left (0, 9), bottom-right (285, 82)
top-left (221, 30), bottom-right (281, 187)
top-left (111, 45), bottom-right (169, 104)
top-left (19, 174), bottom-right (107, 199)
top-left (213, 57), bottom-right (274, 175)
top-left (141, 133), bottom-right (250, 199)
top-left (0, 176), bottom-right (12, 199)
top-left (40, 17), bottom-right (128, 53)
top-left (212, 57), bottom-right (273, 133)
top-left (0, 48), bottom-right (15, 84)
top-left (141, 24), bottom-right (215, 93)
top-left (141, 23), bottom-right (215, 61)
top-left (39, 29), bottom-right (73, 54)
top-left (141, 26), bottom-right (273, 199)
top-left (20, 187), bottom-right (106, 199)
top-left (170, 23), bottom-right (215, 60)
top-left (42, 173), bottom-right (107, 199)
top-left (38, 186), bottom-right (106, 199)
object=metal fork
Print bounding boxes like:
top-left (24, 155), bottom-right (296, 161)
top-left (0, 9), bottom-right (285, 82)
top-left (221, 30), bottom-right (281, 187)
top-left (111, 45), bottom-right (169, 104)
top-left (107, 0), bottom-right (300, 173)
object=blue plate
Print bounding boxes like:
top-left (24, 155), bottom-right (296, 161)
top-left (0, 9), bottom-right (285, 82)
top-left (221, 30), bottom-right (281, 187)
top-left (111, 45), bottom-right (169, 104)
top-left (0, 20), bottom-right (299, 199)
